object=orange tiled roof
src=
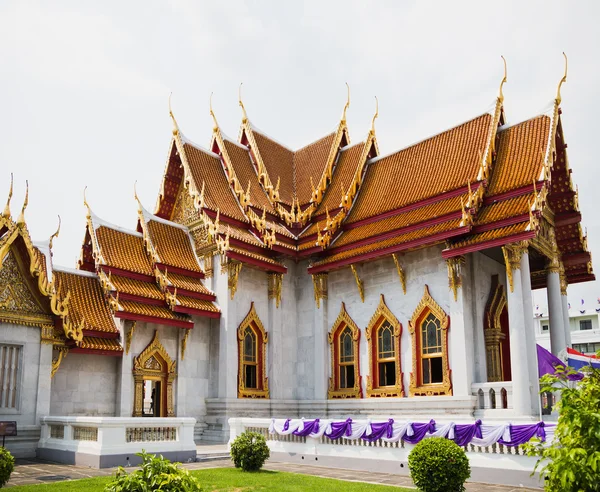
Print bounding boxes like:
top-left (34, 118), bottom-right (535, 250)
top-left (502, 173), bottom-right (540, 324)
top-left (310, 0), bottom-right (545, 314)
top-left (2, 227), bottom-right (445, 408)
top-left (448, 221), bottom-right (531, 250)
top-left (119, 299), bottom-right (189, 322)
top-left (488, 116), bottom-right (550, 196)
top-left (109, 274), bottom-right (164, 300)
top-left (183, 142), bottom-right (247, 222)
top-left (228, 247), bottom-right (283, 266)
top-left (54, 269), bottom-right (118, 334)
top-left (166, 272), bottom-right (214, 296)
top-left (146, 219), bottom-right (202, 273)
top-left (312, 219), bottom-right (461, 267)
top-left (79, 336), bottom-right (123, 352)
top-left (333, 193), bottom-right (467, 248)
top-left (176, 295), bottom-right (220, 313)
top-left (294, 132), bottom-right (337, 205)
top-left (250, 131), bottom-right (295, 205)
top-left (346, 114), bottom-right (493, 224)
top-left (95, 226), bottom-right (154, 276)
top-left (219, 223), bottom-right (263, 248)
top-left (223, 140), bottom-right (275, 213)
top-left (314, 142), bottom-right (365, 216)
top-left (475, 194), bottom-right (533, 226)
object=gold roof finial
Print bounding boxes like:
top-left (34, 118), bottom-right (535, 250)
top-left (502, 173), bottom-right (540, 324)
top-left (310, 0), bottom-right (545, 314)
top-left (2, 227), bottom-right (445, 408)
top-left (134, 181), bottom-right (142, 211)
top-left (556, 52), bottom-right (568, 105)
top-left (83, 186), bottom-right (91, 219)
top-left (2, 173), bottom-right (13, 219)
top-left (49, 215), bottom-right (61, 249)
top-left (209, 92), bottom-right (219, 132)
top-left (341, 82), bottom-right (350, 123)
top-left (370, 96), bottom-right (379, 135)
top-left (498, 55), bottom-right (507, 103)
top-left (239, 83), bottom-right (248, 123)
top-left (168, 93), bottom-right (179, 136)
top-left (16, 180), bottom-right (28, 226)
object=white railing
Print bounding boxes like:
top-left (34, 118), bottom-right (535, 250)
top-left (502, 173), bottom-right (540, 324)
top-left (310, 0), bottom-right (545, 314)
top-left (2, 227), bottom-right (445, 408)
top-left (38, 417), bottom-right (197, 467)
top-left (471, 382), bottom-right (512, 410)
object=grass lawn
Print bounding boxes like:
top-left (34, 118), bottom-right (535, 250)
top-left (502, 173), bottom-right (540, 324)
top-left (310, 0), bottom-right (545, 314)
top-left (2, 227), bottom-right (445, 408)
top-left (8, 467), bottom-right (412, 491)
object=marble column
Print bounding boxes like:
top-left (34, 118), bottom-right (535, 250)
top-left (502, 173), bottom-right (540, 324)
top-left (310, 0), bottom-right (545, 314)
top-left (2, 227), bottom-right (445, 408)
top-left (215, 255), bottom-right (237, 399)
top-left (267, 274), bottom-right (284, 399)
top-left (519, 250), bottom-right (541, 416)
top-left (116, 319), bottom-right (134, 416)
top-left (313, 274), bottom-right (329, 400)
top-left (547, 267), bottom-right (567, 355)
top-left (35, 343), bottom-right (53, 422)
top-left (447, 256), bottom-right (474, 397)
top-left (559, 267), bottom-right (572, 348)
top-left (503, 245), bottom-right (533, 416)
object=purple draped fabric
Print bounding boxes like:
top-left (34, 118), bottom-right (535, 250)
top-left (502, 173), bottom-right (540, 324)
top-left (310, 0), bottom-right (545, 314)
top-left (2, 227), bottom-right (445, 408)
top-left (363, 419), bottom-right (394, 442)
top-left (282, 419), bottom-right (290, 432)
top-left (325, 418), bottom-right (353, 440)
top-left (499, 422), bottom-right (546, 447)
top-left (453, 420), bottom-right (482, 447)
top-left (537, 344), bottom-right (584, 381)
top-left (404, 420), bottom-right (436, 444)
top-left (293, 419), bottom-right (320, 437)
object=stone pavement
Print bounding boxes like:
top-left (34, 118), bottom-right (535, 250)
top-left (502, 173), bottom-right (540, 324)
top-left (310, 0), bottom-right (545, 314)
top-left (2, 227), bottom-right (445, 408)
top-left (7, 457), bottom-right (542, 490)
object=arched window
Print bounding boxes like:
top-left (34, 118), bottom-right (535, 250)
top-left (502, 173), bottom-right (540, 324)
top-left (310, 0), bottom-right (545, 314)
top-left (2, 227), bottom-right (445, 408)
top-left (409, 286), bottom-right (451, 396)
top-left (328, 302), bottom-right (361, 399)
top-left (237, 303), bottom-right (269, 398)
top-left (366, 294), bottom-right (403, 397)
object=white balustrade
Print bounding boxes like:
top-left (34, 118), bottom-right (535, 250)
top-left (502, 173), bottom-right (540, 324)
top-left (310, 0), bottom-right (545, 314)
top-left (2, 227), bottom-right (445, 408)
top-left (471, 382), bottom-right (512, 410)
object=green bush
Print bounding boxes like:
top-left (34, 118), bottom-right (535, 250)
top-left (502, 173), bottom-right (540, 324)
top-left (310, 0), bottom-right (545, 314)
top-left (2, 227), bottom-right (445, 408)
top-left (408, 437), bottom-right (471, 492)
top-left (104, 450), bottom-right (200, 491)
top-left (230, 430), bottom-right (270, 472)
top-left (0, 447), bottom-right (14, 488)
top-left (524, 362), bottom-right (600, 491)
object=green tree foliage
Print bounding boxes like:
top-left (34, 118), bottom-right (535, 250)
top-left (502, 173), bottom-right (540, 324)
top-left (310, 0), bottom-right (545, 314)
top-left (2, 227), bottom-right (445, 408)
top-left (408, 437), bottom-right (470, 492)
top-left (524, 363), bottom-right (600, 492)
top-left (0, 447), bottom-right (14, 488)
top-left (104, 451), bottom-right (201, 492)
top-left (230, 430), bottom-right (270, 472)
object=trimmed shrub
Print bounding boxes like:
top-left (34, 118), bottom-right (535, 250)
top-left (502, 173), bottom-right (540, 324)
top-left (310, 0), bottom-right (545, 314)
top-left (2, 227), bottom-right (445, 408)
top-left (408, 437), bottom-right (470, 492)
top-left (104, 450), bottom-right (200, 491)
top-left (0, 447), bottom-right (14, 488)
top-left (230, 430), bottom-right (270, 472)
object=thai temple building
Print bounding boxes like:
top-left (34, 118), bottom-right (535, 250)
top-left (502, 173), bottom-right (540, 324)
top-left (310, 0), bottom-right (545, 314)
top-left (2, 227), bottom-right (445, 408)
top-left (0, 60), bottom-right (594, 463)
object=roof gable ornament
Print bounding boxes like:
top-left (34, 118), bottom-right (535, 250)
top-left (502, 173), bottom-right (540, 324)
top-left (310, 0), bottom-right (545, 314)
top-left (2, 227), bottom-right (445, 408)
top-left (239, 83), bottom-right (248, 124)
top-left (168, 93), bottom-right (180, 136)
top-left (341, 82), bottom-right (350, 124)
top-left (370, 96), bottom-right (379, 136)
top-left (556, 52), bottom-right (568, 105)
top-left (48, 216), bottom-right (61, 249)
top-left (16, 180), bottom-right (28, 226)
top-left (209, 92), bottom-right (219, 132)
top-left (498, 55), bottom-right (507, 103)
top-left (2, 173), bottom-right (13, 220)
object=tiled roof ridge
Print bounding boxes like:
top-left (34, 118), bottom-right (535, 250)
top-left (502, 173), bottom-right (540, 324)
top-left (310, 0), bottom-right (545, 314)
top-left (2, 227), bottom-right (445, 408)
top-left (140, 203), bottom-right (189, 231)
top-left (89, 208), bottom-right (143, 237)
top-left (53, 265), bottom-right (98, 278)
top-left (179, 132), bottom-right (221, 159)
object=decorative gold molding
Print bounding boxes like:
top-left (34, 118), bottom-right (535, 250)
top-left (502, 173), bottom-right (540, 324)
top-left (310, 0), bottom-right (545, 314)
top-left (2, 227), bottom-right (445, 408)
top-left (237, 302), bottom-right (269, 398)
top-left (132, 331), bottom-right (177, 417)
top-left (559, 262), bottom-right (568, 296)
top-left (350, 264), bottom-right (364, 303)
top-left (267, 273), bottom-right (283, 308)
top-left (446, 256), bottom-right (465, 302)
top-left (328, 302), bottom-right (362, 399)
top-left (366, 294), bottom-right (403, 398)
top-left (408, 286), bottom-right (452, 397)
top-left (203, 253), bottom-right (214, 279)
top-left (392, 254), bottom-right (406, 294)
top-left (502, 242), bottom-right (527, 292)
top-left (483, 275), bottom-right (508, 382)
top-left (125, 321), bottom-right (136, 355)
top-left (312, 273), bottom-right (328, 309)
top-left (181, 329), bottom-right (190, 360)
top-left (51, 347), bottom-right (68, 379)
top-left (227, 261), bottom-right (243, 300)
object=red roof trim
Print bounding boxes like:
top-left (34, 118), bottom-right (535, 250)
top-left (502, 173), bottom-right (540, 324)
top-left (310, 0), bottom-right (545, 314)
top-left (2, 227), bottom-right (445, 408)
top-left (172, 306), bottom-right (221, 318)
top-left (308, 226), bottom-right (471, 274)
top-left (156, 263), bottom-right (204, 279)
top-left (203, 208), bottom-right (247, 229)
top-left (441, 229), bottom-right (536, 259)
top-left (82, 330), bottom-right (119, 339)
top-left (115, 311), bottom-right (193, 329)
top-left (471, 212), bottom-right (534, 234)
top-left (226, 250), bottom-right (287, 273)
top-left (555, 212), bottom-right (582, 227)
top-left (166, 285), bottom-right (215, 301)
top-left (482, 181), bottom-right (544, 205)
top-left (100, 266), bottom-right (154, 283)
top-left (116, 292), bottom-right (165, 307)
top-left (562, 252), bottom-right (592, 267)
top-left (69, 347), bottom-right (123, 357)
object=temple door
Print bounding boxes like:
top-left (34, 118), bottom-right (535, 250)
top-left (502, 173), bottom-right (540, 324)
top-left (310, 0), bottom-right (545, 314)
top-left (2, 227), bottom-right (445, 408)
top-left (483, 275), bottom-right (511, 382)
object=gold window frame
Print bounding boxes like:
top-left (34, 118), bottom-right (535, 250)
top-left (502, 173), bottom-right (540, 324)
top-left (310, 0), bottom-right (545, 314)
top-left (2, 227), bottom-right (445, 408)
top-left (132, 330), bottom-right (177, 417)
top-left (237, 302), bottom-right (269, 398)
top-left (408, 285), bottom-right (452, 396)
top-left (366, 294), bottom-right (403, 397)
top-left (328, 302), bottom-right (361, 399)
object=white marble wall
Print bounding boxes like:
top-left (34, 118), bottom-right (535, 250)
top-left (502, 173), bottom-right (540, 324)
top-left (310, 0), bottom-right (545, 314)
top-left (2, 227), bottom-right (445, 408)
top-left (0, 323), bottom-right (43, 426)
top-left (50, 353), bottom-right (118, 416)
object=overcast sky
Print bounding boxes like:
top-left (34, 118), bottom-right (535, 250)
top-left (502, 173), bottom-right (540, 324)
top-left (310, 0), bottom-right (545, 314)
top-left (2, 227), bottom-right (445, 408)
top-left (1, 1), bottom-right (599, 307)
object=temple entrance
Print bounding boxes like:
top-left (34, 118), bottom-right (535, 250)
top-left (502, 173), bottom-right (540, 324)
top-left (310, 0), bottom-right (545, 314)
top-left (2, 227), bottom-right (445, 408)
top-left (484, 275), bottom-right (512, 381)
top-left (132, 331), bottom-right (176, 417)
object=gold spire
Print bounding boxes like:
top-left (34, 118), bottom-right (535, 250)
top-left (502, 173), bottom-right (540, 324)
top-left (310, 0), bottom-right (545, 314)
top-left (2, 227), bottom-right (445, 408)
top-left (498, 55), bottom-right (507, 103)
top-left (134, 181), bottom-right (142, 211)
top-left (209, 92), bottom-right (219, 132)
top-left (83, 186), bottom-right (91, 219)
top-left (341, 82), bottom-right (350, 123)
top-left (168, 93), bottom-right (180, 136)
top-left (2, 173), bottom-right (13, 219)
top-left (49, 215), bottom-right (61, 249)
top-left (556, 52), bottom-right (568, 105)
top-left (370, 96), bottom-right (379, 135)
top-left (239, 83), bottom-right (248, 123)
top-left (16, 180), bottom-right (28, 226)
